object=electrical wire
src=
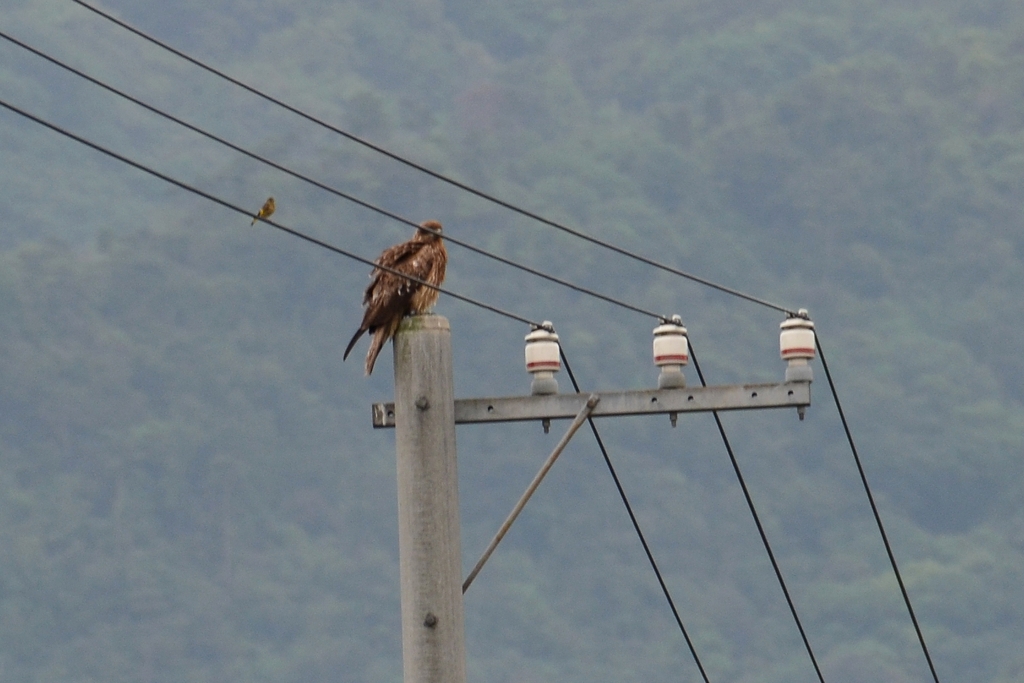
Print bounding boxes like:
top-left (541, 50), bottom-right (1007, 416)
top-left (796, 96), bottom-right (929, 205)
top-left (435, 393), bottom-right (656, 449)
top-left (0, 95), bottom-right (540, 329)
top-left (0, 29), bottom-right (670, 324)
top-left (70, 0), bottom-right (794, 316)
top-left (688, 345), bottom-right (826, 683)
top-left (558, 348), bottom-right (713, 683)
top-left (815, 336), bottom-right (942, 683)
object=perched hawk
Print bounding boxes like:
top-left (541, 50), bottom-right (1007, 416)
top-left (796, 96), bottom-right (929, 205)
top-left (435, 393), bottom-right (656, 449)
top-left (343, 220), bottom-right (448, 375)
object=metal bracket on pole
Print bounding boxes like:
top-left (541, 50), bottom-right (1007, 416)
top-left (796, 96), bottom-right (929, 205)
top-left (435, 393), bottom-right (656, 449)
top-left (372, 381), bottom-right (810, 428)
top-left (462, 394), bottom-right (600, 594)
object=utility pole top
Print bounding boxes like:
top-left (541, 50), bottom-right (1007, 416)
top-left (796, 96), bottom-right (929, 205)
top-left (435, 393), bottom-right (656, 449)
top-left (375, 314), bottom-right (814, 681)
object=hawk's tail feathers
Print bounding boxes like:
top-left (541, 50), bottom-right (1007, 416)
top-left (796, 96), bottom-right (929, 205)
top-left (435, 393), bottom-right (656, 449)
top-left (364, 328), bottom-right (387, 376)
top-left (343, 327), bottom-right (366, 361)
top-left (364, 318), bottom-right (402, 376)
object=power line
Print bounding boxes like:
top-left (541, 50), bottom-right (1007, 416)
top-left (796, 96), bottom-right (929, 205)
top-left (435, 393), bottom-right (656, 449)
top-left (0, 28), bottom-right (670, 324)
top-left (558, 348), bottom-right (713, 683)
top-left (688, 345), bottom-right (826, 683)
top-left (0, 95), bottom-right (540, 330)
top-left (815, 336), bottom-right (942, 683)
top-left (70, 0), bottom-right (794, 316)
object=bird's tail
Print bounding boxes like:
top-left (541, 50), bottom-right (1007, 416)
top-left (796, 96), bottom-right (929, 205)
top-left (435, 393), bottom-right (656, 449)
top-left (251, 215), bottom-right (258, 225)
top-left (343, 327), bottom-right (366, 361)
top-left (364, 318), bottom-right (401, 375)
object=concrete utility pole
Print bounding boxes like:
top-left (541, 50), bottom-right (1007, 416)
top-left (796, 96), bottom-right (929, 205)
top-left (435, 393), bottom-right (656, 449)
top-left (392, 314), bottom-right (466, 683)
top-left (381, 311), bottom-right (814, 682)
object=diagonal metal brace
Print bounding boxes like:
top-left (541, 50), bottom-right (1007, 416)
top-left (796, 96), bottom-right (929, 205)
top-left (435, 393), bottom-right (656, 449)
top-left (462, 393), bottom-right (600, 594)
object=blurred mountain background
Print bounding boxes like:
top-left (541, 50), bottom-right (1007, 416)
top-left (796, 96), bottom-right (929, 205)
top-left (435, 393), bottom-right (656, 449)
top-left (3, 0), bottom-right (1024, 681)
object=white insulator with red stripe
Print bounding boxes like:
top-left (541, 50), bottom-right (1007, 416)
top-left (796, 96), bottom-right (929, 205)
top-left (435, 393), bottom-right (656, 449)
top-left (780, 309), bottom-right (815, 382)
top-left (653, 315), bottom-right (688, 389)
top-left (525, 323), bottom-right (560, 395)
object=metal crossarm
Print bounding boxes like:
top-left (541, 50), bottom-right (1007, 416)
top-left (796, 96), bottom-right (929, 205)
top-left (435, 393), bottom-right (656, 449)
top-left (372, 381), bottom-right (810, 428)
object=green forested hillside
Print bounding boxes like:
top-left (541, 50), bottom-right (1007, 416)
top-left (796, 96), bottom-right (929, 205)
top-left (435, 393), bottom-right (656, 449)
top-left (2, 0), bottom-right (1024, 681)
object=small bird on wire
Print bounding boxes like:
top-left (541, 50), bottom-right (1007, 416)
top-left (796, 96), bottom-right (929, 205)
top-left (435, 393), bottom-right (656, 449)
top-left (344, 220), bottom-right (448, 375)
top-left (251, 197), bottom-right (275, 225)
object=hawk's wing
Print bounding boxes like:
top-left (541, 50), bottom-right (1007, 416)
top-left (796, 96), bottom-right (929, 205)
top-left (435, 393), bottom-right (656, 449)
top-left (362, 241), bottom-right (424, 303)
top-left (359, 240), bottom-right (435, 331)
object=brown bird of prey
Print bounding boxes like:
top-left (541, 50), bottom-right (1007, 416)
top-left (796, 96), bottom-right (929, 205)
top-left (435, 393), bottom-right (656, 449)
top-left (344, 220), bottom-right (448, 375)
top-left (251, 197), bottom-right (275, 225)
